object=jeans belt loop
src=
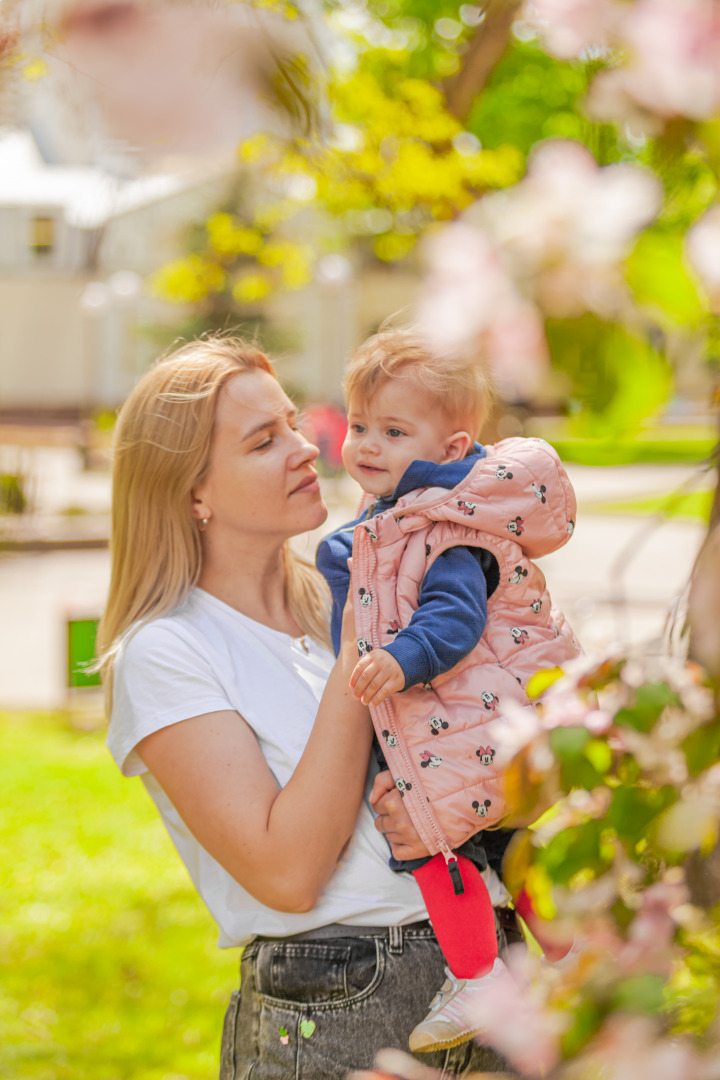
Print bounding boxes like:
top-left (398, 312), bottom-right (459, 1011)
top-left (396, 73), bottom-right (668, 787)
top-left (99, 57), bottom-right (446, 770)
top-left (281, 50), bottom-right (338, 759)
top-left (388, 924), bottom-right (403, 955)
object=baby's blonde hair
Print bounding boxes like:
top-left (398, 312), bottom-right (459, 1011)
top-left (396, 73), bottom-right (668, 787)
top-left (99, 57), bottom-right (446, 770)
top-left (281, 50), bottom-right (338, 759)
top-left (97, 334), bottom-right (331, 709)
top-left (343, 327), bottom-right (492, 440)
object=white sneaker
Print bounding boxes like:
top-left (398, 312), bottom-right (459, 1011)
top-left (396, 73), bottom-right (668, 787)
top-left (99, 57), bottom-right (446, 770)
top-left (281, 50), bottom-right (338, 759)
top-left (408, 957), bottom-right (509, 1053)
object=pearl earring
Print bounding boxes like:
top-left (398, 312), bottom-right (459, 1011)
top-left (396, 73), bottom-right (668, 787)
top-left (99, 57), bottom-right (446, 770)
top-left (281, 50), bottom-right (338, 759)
top-left (199, 517), bottom-right (208, 532)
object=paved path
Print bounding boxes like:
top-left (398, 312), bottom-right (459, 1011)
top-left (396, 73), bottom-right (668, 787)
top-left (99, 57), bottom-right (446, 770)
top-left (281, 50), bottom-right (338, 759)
top-left (0, 454), bottom-right (711, 710)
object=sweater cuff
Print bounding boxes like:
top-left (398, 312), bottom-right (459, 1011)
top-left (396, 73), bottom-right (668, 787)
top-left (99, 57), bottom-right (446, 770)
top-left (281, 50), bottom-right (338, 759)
top-left (382, 636), bottom-right (434, 691)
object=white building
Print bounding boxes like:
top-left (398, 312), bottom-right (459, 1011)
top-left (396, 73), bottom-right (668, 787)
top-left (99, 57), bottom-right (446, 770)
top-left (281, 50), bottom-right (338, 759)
top-left (0, 126), bottom-right (420, 412)
top-left (0, 127), bottom-right (237, 412)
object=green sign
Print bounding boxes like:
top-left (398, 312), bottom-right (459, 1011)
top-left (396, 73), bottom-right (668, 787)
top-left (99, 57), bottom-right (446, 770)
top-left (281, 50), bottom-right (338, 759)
top-left (67, 618), bottom-right (101, 689)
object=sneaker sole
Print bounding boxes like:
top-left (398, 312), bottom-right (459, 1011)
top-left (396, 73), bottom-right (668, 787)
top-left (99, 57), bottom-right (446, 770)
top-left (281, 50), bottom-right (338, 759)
top-left (411, 1026), bottom-right (483, 1053)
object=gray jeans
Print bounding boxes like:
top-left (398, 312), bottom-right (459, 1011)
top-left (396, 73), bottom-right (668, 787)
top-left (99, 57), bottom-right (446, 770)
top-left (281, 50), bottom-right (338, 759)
top-left (219, 916), bottom-right (520, 1080)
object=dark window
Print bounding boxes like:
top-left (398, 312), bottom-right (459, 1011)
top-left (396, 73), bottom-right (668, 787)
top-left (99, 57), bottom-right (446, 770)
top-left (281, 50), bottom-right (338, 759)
top-left (31, 215), bottom-right (55, 256)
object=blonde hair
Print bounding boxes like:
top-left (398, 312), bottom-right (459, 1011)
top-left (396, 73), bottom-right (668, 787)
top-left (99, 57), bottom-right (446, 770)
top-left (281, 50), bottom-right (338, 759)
top-left (343, 327), bottom-right (493, 440)
top-left (97, 335), bottom-right (331, 706)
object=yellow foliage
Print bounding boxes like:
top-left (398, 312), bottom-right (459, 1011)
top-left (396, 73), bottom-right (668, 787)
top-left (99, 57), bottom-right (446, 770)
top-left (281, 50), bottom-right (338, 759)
top-left (527, 667), bottom-right (565, 700)
top-left (157, 40), bottom-right (523, 310)
top-left (253, 203), bottom-right (296, 231)
top-left (373, 232), bottom-right (417, 262)
top-left (207, 214), bottom-right (263, 258)
top-left (238, 133), bottom-right (275, 164)
top-left (526, 864), bottom-right (557, 920)
top-left (150, 255), bottom-right (226, 305)
top-left (232, 272), bottom-right (273, 304)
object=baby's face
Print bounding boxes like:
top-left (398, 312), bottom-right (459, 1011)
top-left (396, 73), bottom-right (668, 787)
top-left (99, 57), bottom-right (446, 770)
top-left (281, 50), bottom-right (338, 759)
top-left (342, 374), bottom-right (458, 498)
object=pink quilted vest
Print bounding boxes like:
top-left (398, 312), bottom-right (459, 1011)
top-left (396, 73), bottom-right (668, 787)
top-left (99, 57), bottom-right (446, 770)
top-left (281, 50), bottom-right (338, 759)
top-left (350, 437), bottom-right (580, 869)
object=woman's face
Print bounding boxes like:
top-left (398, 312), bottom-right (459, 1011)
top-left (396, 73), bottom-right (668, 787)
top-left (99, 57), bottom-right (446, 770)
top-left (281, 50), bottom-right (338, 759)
top-left (194, 369), bottom-right (327, 543)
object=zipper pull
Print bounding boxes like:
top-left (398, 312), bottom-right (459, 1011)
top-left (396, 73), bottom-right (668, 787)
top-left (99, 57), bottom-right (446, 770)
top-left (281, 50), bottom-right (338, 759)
top-left (446, 856), bottom-right (465, 896)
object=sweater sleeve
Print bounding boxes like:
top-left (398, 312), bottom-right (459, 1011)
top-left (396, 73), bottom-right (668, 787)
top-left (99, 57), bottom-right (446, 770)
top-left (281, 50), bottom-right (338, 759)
top-left (382, 546), bottom-right (488, 689)
top-left (315, 529), bottom-right (354, 657)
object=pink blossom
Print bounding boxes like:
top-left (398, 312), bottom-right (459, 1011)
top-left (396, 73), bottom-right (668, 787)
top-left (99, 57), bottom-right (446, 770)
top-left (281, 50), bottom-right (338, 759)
top-left (483, 700), bottom-right (544, 768)
top-left (526, 0), bottom-right (619, 59)
top-left (17, 0), bottom-right (324, 157)
top-left (584, 708), bottom-right (614, 734)
top-left (589, 0), bottom-right (720, 126)
top-left (464, 956), bottom-right (565, 1076)
top-left (347, 1047), bottom-right (440, 1080)
top-left (540, 687), bottom-right (595, 729)
top-left (617, 877), bottom-right (688, 976)
top-left (686, 205), bottom-right (720, 312)
top-left (468, 140), bottom-right (661, 320)
top-left (417, 223), bottom-right (550, 399)
top-left (582, 1014), bottom-right (706, 1080)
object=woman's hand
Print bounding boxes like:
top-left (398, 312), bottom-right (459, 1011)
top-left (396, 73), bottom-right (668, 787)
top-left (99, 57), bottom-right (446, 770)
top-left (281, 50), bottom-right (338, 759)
top-left (369, 769), bottom-right (430, 862)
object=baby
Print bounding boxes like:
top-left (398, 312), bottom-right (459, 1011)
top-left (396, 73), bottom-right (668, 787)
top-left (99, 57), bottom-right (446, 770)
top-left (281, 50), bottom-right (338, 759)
top-left (316, 328), bottom-right (579, 1053)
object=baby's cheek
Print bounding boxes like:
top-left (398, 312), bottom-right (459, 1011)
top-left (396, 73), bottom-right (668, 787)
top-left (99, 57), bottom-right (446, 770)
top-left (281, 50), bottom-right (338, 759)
top-left (340, 435), bottom-right (355, 474)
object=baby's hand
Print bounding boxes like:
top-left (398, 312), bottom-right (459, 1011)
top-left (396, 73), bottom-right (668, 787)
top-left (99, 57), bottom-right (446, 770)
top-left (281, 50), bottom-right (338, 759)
top-left (350, 650), bottom-right (405, 707)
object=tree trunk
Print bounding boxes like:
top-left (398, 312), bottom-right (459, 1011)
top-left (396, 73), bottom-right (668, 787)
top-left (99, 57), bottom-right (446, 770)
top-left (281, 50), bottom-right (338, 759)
top-left (442, 0), bottom-right (523, 123)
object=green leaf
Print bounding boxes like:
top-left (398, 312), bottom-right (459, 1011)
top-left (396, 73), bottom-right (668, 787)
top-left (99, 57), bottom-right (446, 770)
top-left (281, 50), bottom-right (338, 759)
top-left (682, 721), bottom-right (720, 778)
top-left (561, 1000), bottom-right (604, 1058)
top-left (550, 727), bottom-right (591, 757)
top-left (550, 727), bottom-right (607, 790)
top-left (611, 896), bottom-right (636, 932)
top-left (584, 739), bottom-right (613, 775)
top-left (627, 229), bottom-right (705, 327)
top-left (545, 318), bottom-right (672, 440)
top-left (611, 975), bottom-right (666, 1015)
top-left (609, 784), bottom-right (677, 841)
top-left (615, 682), bottom-right (678, 733)
top-left (539, 821), bottom-right (612, 884)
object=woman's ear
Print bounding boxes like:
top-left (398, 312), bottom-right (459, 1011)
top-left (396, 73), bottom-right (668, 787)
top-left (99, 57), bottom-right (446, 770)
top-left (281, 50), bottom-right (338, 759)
top-left (191, 488), bottom-right (211, 523)
top-left (441, 431), bottom-right (473, 464)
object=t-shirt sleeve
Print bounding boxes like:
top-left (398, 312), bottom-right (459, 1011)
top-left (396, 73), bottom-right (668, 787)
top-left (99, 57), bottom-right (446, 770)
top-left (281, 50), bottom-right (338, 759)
top-left (107, 621), bottom-right (235, 778)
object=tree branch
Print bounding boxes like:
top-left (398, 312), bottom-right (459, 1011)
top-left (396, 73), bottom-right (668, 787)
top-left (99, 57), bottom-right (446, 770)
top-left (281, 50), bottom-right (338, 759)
top-left (442, 0), bottom-right (523, 123)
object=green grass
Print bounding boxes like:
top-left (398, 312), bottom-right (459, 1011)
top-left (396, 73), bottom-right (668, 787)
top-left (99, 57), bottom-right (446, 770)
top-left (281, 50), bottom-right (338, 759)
top-left (586, 489), bottom-right (714, 522)
top-left (527, 420), bottom-right (718, 466)
top-left (0, 712), bottom-right (239, 1080)
top-left (548, 437), bottom-right (717, 466)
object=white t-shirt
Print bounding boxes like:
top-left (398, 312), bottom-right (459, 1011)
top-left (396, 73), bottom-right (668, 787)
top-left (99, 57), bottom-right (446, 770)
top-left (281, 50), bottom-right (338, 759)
top-left (107, 587), bottom-right (428, 947)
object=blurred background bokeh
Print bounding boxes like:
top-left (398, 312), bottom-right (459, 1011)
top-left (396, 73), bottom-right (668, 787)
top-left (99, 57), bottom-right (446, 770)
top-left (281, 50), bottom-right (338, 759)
top-left (1, 1), bottom-right (719, 1078)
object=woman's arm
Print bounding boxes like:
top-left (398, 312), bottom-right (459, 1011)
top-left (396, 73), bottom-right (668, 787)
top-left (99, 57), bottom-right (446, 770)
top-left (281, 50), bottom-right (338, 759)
top-left (137, 616), bottom-right (373, 915)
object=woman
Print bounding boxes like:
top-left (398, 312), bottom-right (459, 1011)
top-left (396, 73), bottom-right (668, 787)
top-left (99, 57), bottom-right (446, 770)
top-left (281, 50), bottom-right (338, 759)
top-left (99, 336), bottom-right (514, 1079)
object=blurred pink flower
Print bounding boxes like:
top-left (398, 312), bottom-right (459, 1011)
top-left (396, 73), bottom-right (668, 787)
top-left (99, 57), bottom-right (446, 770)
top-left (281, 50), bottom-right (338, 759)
top-left (417, 223), bottom-right (550, 400)
top-left (464, 954), bottom-right (565, 1076)
top-left (582, 1014), bottom-right (707, 1080)
top-left (419, 140), bottom-right (659, 398)
top-left (25, 0), bottom-right (324, 156)
top-left (617, 877), bottom-right (688, 976)
top-left (347, 1047), bottom-right (440, 1080)
top-left (686, 205), bottom-right (720, 311)
top-left (589, 0), bottom-right (720, 126)
top-left (526, 0), bottom-right (618, 59)
top-left (479, 140), bottom-right (662, 318)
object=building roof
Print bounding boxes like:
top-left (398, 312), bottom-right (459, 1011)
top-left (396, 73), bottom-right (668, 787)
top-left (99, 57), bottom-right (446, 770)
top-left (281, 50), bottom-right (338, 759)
top-left (0, 128), bottom-right (187, 227)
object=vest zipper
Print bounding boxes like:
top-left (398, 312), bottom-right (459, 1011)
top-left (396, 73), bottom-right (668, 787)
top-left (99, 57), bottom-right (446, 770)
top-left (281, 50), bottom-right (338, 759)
top-left (351, 517), bottom-right (464, 894)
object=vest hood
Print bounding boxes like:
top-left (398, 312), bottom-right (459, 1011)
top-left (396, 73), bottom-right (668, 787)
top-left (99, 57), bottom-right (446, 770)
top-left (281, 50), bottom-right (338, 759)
top-left (390, 438), bottom-right (576, 560)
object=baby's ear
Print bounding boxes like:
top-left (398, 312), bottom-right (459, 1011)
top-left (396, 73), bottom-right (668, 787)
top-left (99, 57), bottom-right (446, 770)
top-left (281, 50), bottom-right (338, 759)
top-left (442, 431), bottom-right (473, 463)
